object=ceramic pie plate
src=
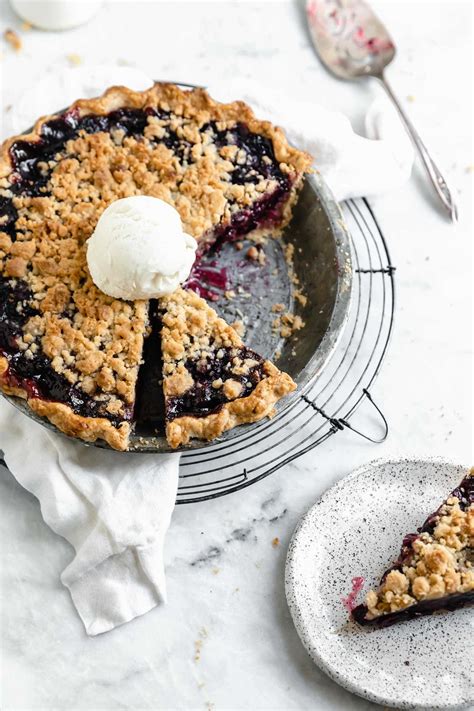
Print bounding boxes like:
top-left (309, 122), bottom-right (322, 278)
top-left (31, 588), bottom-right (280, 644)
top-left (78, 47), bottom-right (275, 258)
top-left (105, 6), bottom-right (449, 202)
top-left (285, 457), bottom-right (474, 710)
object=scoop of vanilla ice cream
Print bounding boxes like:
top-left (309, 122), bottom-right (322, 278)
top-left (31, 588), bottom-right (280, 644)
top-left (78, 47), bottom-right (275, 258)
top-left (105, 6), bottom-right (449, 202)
top-left (87, 196), bottom-right (197, 300)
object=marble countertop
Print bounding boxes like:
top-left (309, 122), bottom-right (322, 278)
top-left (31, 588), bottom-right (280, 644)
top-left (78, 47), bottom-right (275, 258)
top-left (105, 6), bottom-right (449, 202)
top-left (0, 1), bottom-right (472, 709)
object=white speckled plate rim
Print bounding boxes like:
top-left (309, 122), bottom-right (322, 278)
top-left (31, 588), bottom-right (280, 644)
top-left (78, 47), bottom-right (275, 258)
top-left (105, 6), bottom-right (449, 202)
top-left (285, 456), bottom-right (473, 710)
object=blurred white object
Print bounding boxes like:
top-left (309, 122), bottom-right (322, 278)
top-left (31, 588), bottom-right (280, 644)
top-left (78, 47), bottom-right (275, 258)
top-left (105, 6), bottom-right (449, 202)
top-left (10, 0), bottom-right (103, 30)
top-left (87, 196), bottom-right (197, 300)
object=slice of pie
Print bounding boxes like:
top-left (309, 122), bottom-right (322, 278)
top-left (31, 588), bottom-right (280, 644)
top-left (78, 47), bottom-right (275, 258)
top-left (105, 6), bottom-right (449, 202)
top-left (352, 469), bottom-right (474, 627)
top-left (0, 83), bottom-right (311, 449)
top-left (159, 288), bottom-right (296, 448)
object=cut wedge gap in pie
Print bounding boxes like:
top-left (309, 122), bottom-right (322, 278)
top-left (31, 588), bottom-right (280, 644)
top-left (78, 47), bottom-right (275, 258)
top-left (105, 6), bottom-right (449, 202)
top-left (0, 83), bottom-right (311, 450)
top-left (352, 468), bottom-right (474, 627)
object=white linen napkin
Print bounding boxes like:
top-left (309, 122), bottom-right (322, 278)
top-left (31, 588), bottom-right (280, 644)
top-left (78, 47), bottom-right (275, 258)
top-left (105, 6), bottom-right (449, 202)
top-left (0, 401), bottom-right (179, 635)
top-left (0, 65), bottom-right (414, 636)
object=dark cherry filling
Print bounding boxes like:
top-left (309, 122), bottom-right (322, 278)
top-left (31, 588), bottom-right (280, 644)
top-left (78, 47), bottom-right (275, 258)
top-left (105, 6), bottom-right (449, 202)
top-left (352, 474), bottom-right (474, 626)
top-left (1, 105), bottom-right (291, 428)
top-left (0, 276), bottom-right (35, 350)
top-left (352, 590), bottom-right (474, 628)
top-left (185, 263), bottom-right (228, 302)
top-left (0, 196), bottom-right (19, 239)
top-left (0, 275), bottom-right (129, 425)
top-left (207, 121), bottom-right (285, 185)
top-left (194, 121), bottom-right (292, 256)
top-left (166, 346), bottom-right (265, 421)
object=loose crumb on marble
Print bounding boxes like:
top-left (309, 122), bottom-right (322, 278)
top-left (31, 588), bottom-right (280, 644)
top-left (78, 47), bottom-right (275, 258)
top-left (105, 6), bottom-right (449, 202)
top-left (194, 639), bottom-right (203, 662)
top-left (21, 21), bottom-right (33, 31)
top-left (4, 28), bottom-right (22, 51)
top-left (272, 537), bottom-right (280, 548)
top-left (67, 53), bottom-right (82, 65)
top-left (194, 628), bottom-right (208, 662)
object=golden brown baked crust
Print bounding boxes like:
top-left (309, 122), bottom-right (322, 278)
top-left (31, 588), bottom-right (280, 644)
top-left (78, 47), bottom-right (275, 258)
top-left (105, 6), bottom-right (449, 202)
top-left (166, 361), bottom-right (295, 449)
top-left (0, 82), bottom-right (309, 450)
top-left (0, 355), bottom-right (129, 449)
top-left (29, 399), bottom-right (130, 450)
top-left (0, 83), bottom-right (312, 179)
top-left (160, 288), bottom-right (296, 448)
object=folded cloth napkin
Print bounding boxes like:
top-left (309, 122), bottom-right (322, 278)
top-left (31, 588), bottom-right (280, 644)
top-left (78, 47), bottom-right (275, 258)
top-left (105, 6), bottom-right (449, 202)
top-left (0, 400), bottom-right (179, 635)
top-left (0, 65), bottom-right (414, 635)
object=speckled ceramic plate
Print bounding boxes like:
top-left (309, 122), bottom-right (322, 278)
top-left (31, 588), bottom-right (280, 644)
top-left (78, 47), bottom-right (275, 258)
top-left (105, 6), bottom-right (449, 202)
top-left (285, 458), bottom-right (474, 710)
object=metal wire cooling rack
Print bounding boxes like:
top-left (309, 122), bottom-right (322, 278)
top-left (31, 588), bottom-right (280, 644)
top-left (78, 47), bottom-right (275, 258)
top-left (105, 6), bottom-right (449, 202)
top-left (0, 198), bottom-right (394, 502)
top-left (177, 197), bottom-right (395, 503)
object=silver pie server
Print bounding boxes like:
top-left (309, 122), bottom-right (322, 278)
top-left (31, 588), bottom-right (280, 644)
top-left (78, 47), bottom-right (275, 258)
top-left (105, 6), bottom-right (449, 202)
top-left (306, 0), bottom-right (458, 222)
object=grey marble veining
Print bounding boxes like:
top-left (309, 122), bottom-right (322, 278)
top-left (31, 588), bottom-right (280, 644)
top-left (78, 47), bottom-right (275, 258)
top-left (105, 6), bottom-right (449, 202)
top-left (0, 1), bottom-right (472, 709)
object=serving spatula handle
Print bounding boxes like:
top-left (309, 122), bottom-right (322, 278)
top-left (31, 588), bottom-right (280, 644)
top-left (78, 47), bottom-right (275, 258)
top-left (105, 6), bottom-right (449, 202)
top-left (378, 75), bottom-right (458, 223)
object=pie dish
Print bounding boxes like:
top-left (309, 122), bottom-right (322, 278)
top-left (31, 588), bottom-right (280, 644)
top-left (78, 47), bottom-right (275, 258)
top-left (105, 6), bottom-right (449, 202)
top-left (285, 458), bottom-right (473, 709)
top-left (352, 468), bottom-right (474, 627)
top-left (0, 82), bottom-right (312, 450)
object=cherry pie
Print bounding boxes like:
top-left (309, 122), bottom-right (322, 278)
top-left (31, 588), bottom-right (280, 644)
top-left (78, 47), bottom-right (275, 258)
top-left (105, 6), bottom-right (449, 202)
top-left (352, 469), bottom-right (474, 627)
top-left (160, 288), bottom-right (295, 448)
top-left (0, 83), bottom-right (311, 449)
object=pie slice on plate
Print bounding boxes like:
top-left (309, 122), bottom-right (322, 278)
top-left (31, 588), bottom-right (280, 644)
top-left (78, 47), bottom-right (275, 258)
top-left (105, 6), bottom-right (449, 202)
top-left (0, 82), bottom-right (311, 450)
top-left (352, 468), bottom-right (474, 627)
top-left (160, 288), bottom-right (296, 448)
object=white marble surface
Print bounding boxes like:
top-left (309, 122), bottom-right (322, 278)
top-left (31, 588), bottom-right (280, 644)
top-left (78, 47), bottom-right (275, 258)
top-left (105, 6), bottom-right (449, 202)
top-left (0, 1), bottom-right (472, 709)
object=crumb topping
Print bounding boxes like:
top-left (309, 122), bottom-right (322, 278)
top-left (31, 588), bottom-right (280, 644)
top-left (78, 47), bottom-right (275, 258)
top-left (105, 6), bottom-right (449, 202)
top-left (160, 287), bottom-right (259, 399)
top-left (365, 479), bottom-right (474, 619)
top-left (0, 83), bottom-right (309, 449)
top-left (159, 288), bottom-right (296, 448)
